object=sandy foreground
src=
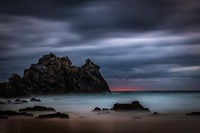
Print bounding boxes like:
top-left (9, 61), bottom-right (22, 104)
top-left (0, 112), bottom-right (200, 133)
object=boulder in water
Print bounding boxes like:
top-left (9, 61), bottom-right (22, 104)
top-left (112, 101), bottom-right (150, 111)
top-left (19, 106), bottom-right (55, 112)
top-left (30, 97), bottom-right (41, 102)
top-left (37, 112), bottom-right (69, 119)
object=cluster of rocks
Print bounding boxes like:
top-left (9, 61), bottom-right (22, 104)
top-left (19, 106), bottom-right (55, 112)
top-left (92, 101), bottom-right (200, 117)
top-left (0, 110), bottom-right (33, 117)
top-left (0, 53), bottom-right (110, 97)
top-left (30, 97), bottom-right (41, 102)
top-left (0, 97), bottom-right (41, 104)
top-left (0, 105), bottom-right (69, 119)
top-left (92, 107), bottom-right (110, 112)
top-left (92, 101), bottom-right (150, 112)
top-left (112, 101), bottom-right (150, 111)
top-left (152, 112), bottom-right (160, 115)
top-left (14, 99), bottom-right (28, 104)
top-left (37, 112), bottom-right (69, 119)
top-left (186, 112), bottom-right (200, 116)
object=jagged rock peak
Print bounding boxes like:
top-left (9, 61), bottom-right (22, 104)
top-left (9, 73), bottom-right (21, 82)
top-left (61, 56), bottom-right (72, 66)
top-left (0, 53), bottom-right (110, 97)
top-left (82, 58), bottom-right (100, 70)
top-left (38, 53), bottom-right (72, 66)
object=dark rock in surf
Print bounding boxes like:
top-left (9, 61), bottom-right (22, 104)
top-left (112, 101), bottom-right (150, 111)
top-left (186, 112), bottom-right (200, 116)
top-left (15, 99), bottom-right (21, 102)
top-left (0, 110), bottom-right (33, 116)
top-left (19, 106), bottom-right (55, 112)
top-left (152, 112), bottom-right (160, 115)
top-left (21, 100), bottom-right (28, 103)
top-left (0, 53), bottom-right (110, 97)
top-left (37, 112), bottom-right (69, 119)
top-left (102, 108), bottom-right (109, 111)
top-left (92, 107), bottom-right (101, 111)
top-left (13, 99), bottom-right (28, 104)
top-left (30, 97), bottom-right (41, 102)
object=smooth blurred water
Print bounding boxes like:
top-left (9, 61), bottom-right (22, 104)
top-left (1, 92), bottom-right (200, 114)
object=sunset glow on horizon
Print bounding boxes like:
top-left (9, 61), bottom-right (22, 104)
top-left (111, 86), bottom-right (141, 92)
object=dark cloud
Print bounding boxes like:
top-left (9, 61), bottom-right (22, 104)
top-left (0, 0), bottom-right (91, 19)
top-left (0, 0), bottom-right (200, 90)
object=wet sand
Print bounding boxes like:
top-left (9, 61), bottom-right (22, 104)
top-left (0, 113), bottom-right (200, 133)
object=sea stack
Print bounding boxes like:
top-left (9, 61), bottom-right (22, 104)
top-left (0, 53), bottom-right (110, 97)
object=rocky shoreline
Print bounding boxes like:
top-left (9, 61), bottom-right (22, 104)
top-left (0, 98), bottom-right (199, 120)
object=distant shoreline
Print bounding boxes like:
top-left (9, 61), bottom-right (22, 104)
top-left (111, 90), bottom-right (200, 92)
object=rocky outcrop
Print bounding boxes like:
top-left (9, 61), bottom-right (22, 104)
top-left (92, 107), bottom-right (101, 111)
top-left (19, 106), bottom-right (56, 112)
top-left (30, 97), bottom-right (41, 102)
top-left (13, 99), bottom-right (28, 104)
top-left (112, 101), bottom-right (150, 111)
top-left (0, 53), bottom-right (110, 97)
top-left (0, 110), bottom-right (33, 116)
top-left (0, 74), bottom-right (26, 97)
top-left (152, 112), bottom-right (160, 115)
top-left (37, 112), bottom-right (69, 119)
top-left (186, 112), bottom-right (200, 116)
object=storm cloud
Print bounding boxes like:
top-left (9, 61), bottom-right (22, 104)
top-left (0, 0), bottom-right (200, 90)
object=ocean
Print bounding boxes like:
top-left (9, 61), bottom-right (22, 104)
top-left (1, 91), bottom-right (200, 114)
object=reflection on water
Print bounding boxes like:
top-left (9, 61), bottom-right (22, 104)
top-left (0, 92), bottom-right (200, 114)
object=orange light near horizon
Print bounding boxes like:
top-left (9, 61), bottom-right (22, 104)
top-left (111, 86), bottom-right (141, 92)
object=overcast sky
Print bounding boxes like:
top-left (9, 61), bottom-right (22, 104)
top-left (0, 0), bottom-right (200, 91)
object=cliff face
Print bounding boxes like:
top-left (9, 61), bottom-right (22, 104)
top-left (0, 53), bottom-right (110, 97)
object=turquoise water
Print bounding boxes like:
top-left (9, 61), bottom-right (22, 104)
top-left (0, 92), bottom-right (200, 114)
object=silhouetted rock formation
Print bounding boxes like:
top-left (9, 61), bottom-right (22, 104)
top-left (13, 99), bottom-right (28, 104)
top-left (186, 112), bottom-right (200, 116)
top-left (19, 106), bottom-right (55, 112)
top-left (15, 99), bottom-right (21, 102)
top-left (112, 101), bottom-right (150, 111)
top-left (30, 97), bottom-right (41, 102)
top-left (37, 112), bottom-right (69, 119)
top-left (152, 112), bottom-right (160, 115)
top-left (102, 108), bottom-right (109, 111)
top-left (22, 100), bottom-right (28, 103)
top-left (0, 100), bottom-right (12, 104)
top-left (92, 107), bottom-right (101, 111)
top-left (0, 110), bottom-right (33, 116)
top-left (0, 53), bottom-right (110, 97)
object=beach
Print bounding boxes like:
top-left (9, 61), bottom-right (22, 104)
top-left (0, 92), bottom-right (200, 133)
top-left (1, 113), bottom-right (200, 133)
